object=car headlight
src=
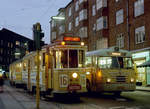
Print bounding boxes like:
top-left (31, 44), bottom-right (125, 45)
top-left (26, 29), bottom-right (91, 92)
top-left (72, 72), bottom-right (78, 78)
top-left (131, 78), bottom-right (134, 82)
top-left (107, 78), bottom-right (111, 83)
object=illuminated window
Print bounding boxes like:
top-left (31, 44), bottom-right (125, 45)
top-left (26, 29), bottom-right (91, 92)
top-left (11, 43), bottom-right (13, 48)
top-left (135, 26), bottom-right (145, 44)
top-left (16, 41), bottom-right (20, 45)
top-left (8, 42), bottom-right (10, 47)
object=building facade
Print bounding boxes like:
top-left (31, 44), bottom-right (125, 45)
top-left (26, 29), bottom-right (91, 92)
top-left (50, 0), bottom-right (150, 86)
top-left (0, 28), bottom-right (32, 72)
top-left (108, 0), bottom-right (150, 86)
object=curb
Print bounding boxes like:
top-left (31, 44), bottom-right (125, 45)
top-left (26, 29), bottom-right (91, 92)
top-left (136, 89), bottom-right (150, 92)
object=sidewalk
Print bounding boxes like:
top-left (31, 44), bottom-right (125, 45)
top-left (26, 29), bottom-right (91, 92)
top-left (136, 86), bottom-right (150, 92)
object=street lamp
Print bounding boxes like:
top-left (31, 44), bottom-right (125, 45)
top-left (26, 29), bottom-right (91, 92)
top-left (51, 16), bottom-right (65, 20)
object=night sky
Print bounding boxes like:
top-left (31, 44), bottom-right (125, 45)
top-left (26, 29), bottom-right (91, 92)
top-left (0, 0), bottom-right (70, 44)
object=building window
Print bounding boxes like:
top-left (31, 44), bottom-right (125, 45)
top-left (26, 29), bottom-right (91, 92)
top-left (68, 7), bottom-right (72, 17)
top-left (75, 1), bottom-right (79, 11)
top-left (92, 5), bottom-right (96, 16)
top-left (97, 16), bottom-right (107, 30)
top-left (135, 26), bottom-right (145, 44)
top-left (1, 40), bottom-right (3, 45)
top-left (59, 25), bottom-right (65, 35)
top-left (75, 17), bottom-right (79, 27)
top-left (11, 43), bottom-right (13, 48)
top-left (68, 22), bottom-right (72, 31)
top-left (8, 42), bottom-right (10, 47)
top-left (79, 27), bottom-right (87, 38)
top-left (51, 32), bottom-right (56, 40)
top-left (0, 48), bottom-right (3, 54)
top-left (134, 0), bottom-right (144, 17)
top-left (79, 0), bottom-right (87, 4)
top-left (93, 24), bottom-right (96, 31)
top-left (79, 9), bottom-right (87, 21)
top-left (116, 33), bottom-right (124, 48)
top-left (116, 9), bottom-right (123, 25)
top-left (51, 20), bottom-right (56, 28)
top-left (16, 41), bottom-right (20, 45)
top-left (96, 0), bottom-right (107, 10)
top-left (96, 38), bottom-right (108, 49)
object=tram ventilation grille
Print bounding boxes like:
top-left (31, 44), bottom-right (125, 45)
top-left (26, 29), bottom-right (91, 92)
top-left (116, 76), bottom-right (126, 82)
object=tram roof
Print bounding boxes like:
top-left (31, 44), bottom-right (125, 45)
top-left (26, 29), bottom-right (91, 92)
top-left (86, 47), bottom-right (132, 57)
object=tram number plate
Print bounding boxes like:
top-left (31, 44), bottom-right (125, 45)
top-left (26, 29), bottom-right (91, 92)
top-left (68, 85), bottom-right (81, 91)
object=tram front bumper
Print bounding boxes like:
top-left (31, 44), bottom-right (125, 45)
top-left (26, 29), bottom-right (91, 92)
top-left (97, 83), bottom-right (136, 92)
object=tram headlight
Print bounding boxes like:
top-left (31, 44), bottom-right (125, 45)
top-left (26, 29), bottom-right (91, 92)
top-left (107, 78), bottom-right (111, 83)
top-left (86, 72), bottom-right (90, 75)
top-left (81, 42), bottom-right (85, 46)
top-left (72, 72), bottom-right (78, 78)
top-left (131, 78), bottom-right (134, 83)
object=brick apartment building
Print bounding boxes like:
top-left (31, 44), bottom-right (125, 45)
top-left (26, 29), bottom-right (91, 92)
top-left (50, 0), bottom-right (89, 44)
top-left (50, 0), bottom-right (150, 86)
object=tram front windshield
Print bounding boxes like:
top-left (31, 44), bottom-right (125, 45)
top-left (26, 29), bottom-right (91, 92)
top-left (54, 49), bottom-right (84, 68)
top-left (98, 57), bottom-right (133, 69)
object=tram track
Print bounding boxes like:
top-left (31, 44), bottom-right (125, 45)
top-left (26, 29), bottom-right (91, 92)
top-left (3, 85), bottom-right (27, 109)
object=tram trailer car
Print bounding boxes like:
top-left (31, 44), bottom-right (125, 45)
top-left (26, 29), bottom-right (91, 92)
top-left (9, 59), bottom-right (25, 88)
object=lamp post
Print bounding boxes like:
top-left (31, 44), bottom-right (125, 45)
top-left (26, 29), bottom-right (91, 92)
top-left (51, 16), bottom-right (65, 20)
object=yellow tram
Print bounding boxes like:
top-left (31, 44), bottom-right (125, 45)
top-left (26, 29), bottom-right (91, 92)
top-left (85, 47), bottom-right (136, 95)
top-left (9, 59), bottom-right (24, 87)
top-left (9, 36), bottom-right (87, 96)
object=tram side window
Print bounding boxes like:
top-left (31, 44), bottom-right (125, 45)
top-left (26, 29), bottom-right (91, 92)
top-left (61, 50), bottom-right (68, 68)
top-left (54, 50), bottom-right (68, 68)
top-left (79, 50), bottom-right (84, 68)
top-left (85, 56), bottom-right (92, 67)
top-left (111, 57), bottom-right (124, 68)
top-left (69, 50), bottom-right (78, 68)
top-left (123, 58), bottom-right (133, 68)
top-left (112, 57), bottom-right (120, 68)
top-left (23, 62), bottom-right (27, 71)
top-left (42, 53), bottom-right (45, 66)
top-left (53, 51), bottom-right (56, 68)
top-left (98, 57), bottom-right (112, 68)
top-left (92, 56), bottom-right (98, 67)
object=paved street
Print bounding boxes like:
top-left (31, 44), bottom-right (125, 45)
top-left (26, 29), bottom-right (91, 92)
top-left (0, 83), bottom-right (150, 109)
